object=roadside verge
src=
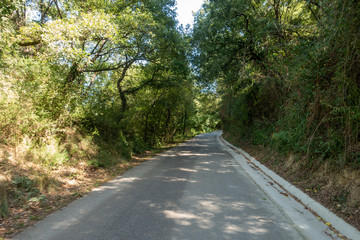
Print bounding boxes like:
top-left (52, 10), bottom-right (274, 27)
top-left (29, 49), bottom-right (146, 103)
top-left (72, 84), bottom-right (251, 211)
top-left (218, 133), bottom-right (360, 240)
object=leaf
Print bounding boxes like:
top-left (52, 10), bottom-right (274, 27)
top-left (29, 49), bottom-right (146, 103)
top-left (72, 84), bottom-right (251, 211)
top-left (28, 197), bottom-right (41, 202)
top-left (28, 195), bottom-right (46, 203)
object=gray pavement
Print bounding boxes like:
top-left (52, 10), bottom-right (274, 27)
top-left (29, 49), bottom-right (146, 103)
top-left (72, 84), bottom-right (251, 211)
top-left (220, 133), bottom-right (360, 240)
top-left (13, 132), bottom-right (303, 240)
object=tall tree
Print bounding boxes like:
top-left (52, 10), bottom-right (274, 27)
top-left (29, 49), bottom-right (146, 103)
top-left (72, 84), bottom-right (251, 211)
top-left (192, 0), bottom-right (360, 166)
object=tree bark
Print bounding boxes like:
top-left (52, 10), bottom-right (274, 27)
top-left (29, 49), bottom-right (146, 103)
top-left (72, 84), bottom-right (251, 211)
top-left (183, 110), bottom-right (187, 136)
top-left (116, 60), bottom-right (135, 112)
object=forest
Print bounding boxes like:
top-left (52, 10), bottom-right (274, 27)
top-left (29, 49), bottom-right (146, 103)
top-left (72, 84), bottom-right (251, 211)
top-left (0, 0), bottom-right (220, 231)
top-left (0, 0), bottom-right (359, 235)
top-left (0, 0), bottom-right (219, 165)
top-left (193, 0), bottom-right (359, 167)
top-left (192, 0), bottom-right (360, 229)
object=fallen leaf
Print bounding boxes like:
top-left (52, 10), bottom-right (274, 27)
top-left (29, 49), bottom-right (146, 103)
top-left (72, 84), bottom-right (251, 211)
top-left (28, 197), bottom-right (40, 203)
top-left (280, 192), bottom-right (289, 197)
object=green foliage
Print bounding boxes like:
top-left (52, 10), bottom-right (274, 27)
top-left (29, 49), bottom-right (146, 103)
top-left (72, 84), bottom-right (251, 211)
top-left (193, 0), bottom-right (360, 167)
top-left (250, 123), bottom-right (274, 146)
top-left (12, 176), bottom-right (40, 200)
top-left (0, 0), bottom-right (23, 19)
top-left (0, 194), bottom-right (8, 218)
top-left (33, 142), bottom-right (70, 167)
top-left (192, 89), bottom-right (221, 132)
top-left (12, 176), bottom-right (36, 193)
top-left (88, 150), bottom-right (118, 168)
top-left (0, 0), bottom-right (215, 177)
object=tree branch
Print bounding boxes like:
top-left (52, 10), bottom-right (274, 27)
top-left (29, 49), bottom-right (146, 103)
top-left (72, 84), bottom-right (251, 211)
top-left (54, 0), bottom-right (63, 19)
top-left (40, 0), bottom-right (54, 24)
top-left (123, 68), bottom-right (162, 94)
top-left (19, 39), bottom-right (42, 46)
top-left (83, 64), bottom-right (125, 73)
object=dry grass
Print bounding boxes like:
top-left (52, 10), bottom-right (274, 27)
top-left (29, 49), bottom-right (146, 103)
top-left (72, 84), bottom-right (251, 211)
top-left (0, 150), bottom-right (163, 239)
top-left (224, 135), bottom-right (360, 231)
top-left (0, 127), bottom-right (183, 239)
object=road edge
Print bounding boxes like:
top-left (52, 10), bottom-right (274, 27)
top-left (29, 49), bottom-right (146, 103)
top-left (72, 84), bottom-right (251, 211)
top-left (218, 133), bottom-right (360, 240)
top-left (10, 136), bottom-right (197, 240)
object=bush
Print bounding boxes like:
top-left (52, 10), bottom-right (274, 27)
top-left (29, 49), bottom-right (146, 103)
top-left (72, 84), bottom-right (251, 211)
top-left (0, 194), bottom-right (8, 218)
top-left (88, 150), bottom-right (118, 168)
top-left (12, 176), bottom-right (40, 200)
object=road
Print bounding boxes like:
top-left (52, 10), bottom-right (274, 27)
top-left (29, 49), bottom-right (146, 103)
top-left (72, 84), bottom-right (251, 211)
top-left (14, 132), bottom-right (303, 240)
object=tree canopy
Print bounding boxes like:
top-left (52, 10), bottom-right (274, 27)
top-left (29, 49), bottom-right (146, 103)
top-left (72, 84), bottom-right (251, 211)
top-left (0, 0), bottom-right (219, 168)
top-left (192, 0), bottom-right (360, 167)
top-left (1, 0), bottom-right (360, 230)
top-left (1, 0), bottom-right (359, 168)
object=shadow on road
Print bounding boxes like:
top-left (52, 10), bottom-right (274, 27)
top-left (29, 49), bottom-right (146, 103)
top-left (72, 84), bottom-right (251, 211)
top-left (14, 132), bottom-right (301, 240)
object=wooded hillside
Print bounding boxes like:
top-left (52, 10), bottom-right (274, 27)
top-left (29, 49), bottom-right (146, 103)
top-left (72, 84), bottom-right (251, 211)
top-left (0, 0), bottom-right (219, 229)
top-left (192, 0), bottom-right (359, 168)
top-left (192, 0), bottom-right (360, 229)
top-left (1, 0), bottom-right (360, 235)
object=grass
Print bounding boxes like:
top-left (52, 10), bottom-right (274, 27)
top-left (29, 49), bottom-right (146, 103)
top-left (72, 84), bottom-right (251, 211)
top-left (224, 133), bottom-right (360, 231)
top-left (0, 132), bottom-right (194, 239)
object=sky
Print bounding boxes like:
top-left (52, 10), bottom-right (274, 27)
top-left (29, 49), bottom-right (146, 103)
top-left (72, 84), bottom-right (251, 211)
top-left (175, 0), bottom-right (205, 27)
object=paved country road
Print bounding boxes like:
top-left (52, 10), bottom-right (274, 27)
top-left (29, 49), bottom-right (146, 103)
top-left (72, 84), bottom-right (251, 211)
top-left (14, 132), bottom-right (304, 240)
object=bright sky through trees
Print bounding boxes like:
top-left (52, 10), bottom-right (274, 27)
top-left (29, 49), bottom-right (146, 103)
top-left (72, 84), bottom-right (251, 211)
top-left (175, 0), bottom-right (205, 27)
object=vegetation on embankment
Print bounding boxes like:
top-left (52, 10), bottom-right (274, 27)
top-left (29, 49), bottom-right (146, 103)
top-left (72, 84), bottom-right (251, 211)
top-left (0, 0), bottom-right (220, 235)
top-left (193, 0), bottom-right (359, 168)
top-left (2, 0), bottom-right (359, 236)
top-left (224, 132), bottom-right (360, 231)
top-left (192, 0), bottom-right (360, 228)
top-left (0, 136), bottom-right (193, 238)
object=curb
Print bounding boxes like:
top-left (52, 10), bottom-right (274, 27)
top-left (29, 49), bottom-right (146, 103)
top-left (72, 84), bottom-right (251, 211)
top-left (219, 134), bottom-right (360, 240)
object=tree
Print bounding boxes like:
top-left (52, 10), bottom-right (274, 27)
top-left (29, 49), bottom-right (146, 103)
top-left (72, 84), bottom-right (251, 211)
top-left (192, 0), bottom-right (360, 166)
top-left (1, 0), bottom-right (200, 161)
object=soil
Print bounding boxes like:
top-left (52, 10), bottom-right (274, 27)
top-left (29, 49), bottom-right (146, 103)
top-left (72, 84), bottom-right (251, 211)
top-left (0, 143), bottom-right (179, 240)
top-left (223, 133), bottom-right (360, 232)
top-left (1, 134), bottom-right (359, 238)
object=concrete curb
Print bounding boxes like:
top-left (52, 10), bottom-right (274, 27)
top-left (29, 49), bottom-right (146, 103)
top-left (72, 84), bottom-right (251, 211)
top-left (219, 134), bottom-right (360, 240)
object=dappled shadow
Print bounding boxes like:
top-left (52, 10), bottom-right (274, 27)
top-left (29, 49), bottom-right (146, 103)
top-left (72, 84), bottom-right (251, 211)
top-left (14, 132), bottom-right (300, 240)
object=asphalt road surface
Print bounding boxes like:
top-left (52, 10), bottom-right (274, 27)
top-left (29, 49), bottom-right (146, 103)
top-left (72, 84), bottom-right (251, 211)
top-left (14, 132), bottom-right (303, 240)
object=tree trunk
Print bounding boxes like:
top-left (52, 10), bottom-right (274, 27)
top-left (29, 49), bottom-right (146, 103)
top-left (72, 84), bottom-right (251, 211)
top-left (165, 108), bottom-right (171, 141)
top-left (66, 62), bottom-right (80, 85)
top-left (116, 60), bottom-right (136, 113)
top-left (183, 110), bottom-right (187, 136)
top-left (118, 85), bottom-right (127, 113)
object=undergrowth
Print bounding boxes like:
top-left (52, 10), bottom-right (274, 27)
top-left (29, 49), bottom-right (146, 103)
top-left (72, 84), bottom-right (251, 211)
top-left (218, 0), bottom-right (360, 169)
